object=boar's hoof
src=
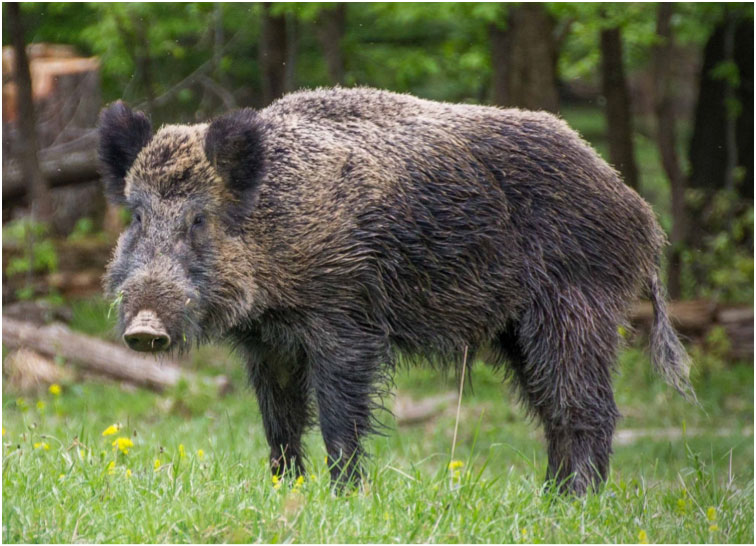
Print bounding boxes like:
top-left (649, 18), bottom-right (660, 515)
top-left (123, 310), bottom-right (171, 352)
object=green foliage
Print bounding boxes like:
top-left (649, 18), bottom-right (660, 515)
top-left (2, 219), bottom-right (58, 300)
top-left (681, 192), bottom-right (754, 303)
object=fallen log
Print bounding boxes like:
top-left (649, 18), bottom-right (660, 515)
top-left (2, 317), bottom-right (230, 394)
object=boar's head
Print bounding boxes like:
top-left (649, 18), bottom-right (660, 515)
top-left (99, 102), bottom-right (267, 352)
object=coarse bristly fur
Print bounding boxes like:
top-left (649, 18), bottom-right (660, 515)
top-left (98, 86), bottom-right (695, 495)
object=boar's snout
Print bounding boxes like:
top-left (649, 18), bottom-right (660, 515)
top-left (123, 310), bottom-right (171, 352)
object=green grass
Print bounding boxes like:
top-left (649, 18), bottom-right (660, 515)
top-left (3, 330), bottom-right (753, 543)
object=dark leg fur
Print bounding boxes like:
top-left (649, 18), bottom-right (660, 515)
top-left (499, 286), bottom-right (621, 495)
top-left (241, 337), bottom-right (312, 477)
top-left (308, 323), bottom-right (390, 488)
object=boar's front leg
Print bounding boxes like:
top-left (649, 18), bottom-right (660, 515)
top-left (309, 325), bottom-right (390, 488)
top-left (241, 337), bottom-right (312, 478)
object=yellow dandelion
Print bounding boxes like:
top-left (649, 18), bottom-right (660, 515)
top-left (178, 444), bottom-right (186, 459)
top-left (33, 442), bottom-right (50, 450)
top-left (154, 459), bottom-right (161, 471)
top-left (79, 448), bottom-right (86, 459)
top-left (58, 474), bottom-right (65, 480)
top-left (49, 384), bottom-right (62, 396)
top-left (709, 524), bottom-right (719, 532)
top-left (638, 530), bottom-right (648, 544)
top-left (197, 449), bottom-right (204, 460)
top-left (112, 436), bottom-right (134, 454)
top-left (706, 506), bottom-right (717, 521)
top-left (310, 473), bottom-right (317, 481)
top-left (448, 460), bottom-right (464, 471)
top-left (521, 528), bottom-right (528, 538)
top-left (272, 474), bottom-right (282, 490)
top-left (102, 423), bottom-right (121, 436)
top-left (296, 475), bottom-right (305, 486)
top-left (107, 461), bottom-right (116, 475)
top-left (125, 468), bottom-right (132, 478)
top-left (36, 400), bottom-right (46, 411)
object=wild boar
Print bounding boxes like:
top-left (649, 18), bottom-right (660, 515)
top-left (99, 87), bottom-right (693, 495)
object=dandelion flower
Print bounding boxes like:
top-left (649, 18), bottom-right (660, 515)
top-left (178, 444), bottom-right (186, 459)
top-left (58, 474), bottom-right (65, 480)
top-left (125, 468), bottom-right (132, 478)
top-left (154, 459), bottom-right (161, 471)
top-left (706, 506), bottom-right (717, 521)
top-left (49, 384), bottom-right (62, 396)
top-left (521, 528), bottom-right (528, 538)
top-left (33, 442), bottom-right (50, 450)
top-left (197, 449), bottom-right (204, 460)
top-left (272, 475), bottom-right (282, 490)
top-left (638, 530), bottom-right (648, 544)
top-left (112, 436), bottom-right (134, 454)
top-left (295, 475), bottom-right (305, 487)
top-left (107, 461), bottom-right (116, 475)
top-left (709, 524), bottom-right (719, 532)
top-left (448, 460), bottom-right (464, 471)
top-left (102, 423), bottom-right (122, 436)
top-left (36, 400), bottom-right (46, 411)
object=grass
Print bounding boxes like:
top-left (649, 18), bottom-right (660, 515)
top-left (2, 311), bottom-right (753, 542)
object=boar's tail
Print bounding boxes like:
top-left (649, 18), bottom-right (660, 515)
top-left (646, 271), bottom-right (698, 403)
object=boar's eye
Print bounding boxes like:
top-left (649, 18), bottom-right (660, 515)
top-left (191, 214), bottom-right (206, 229)
top-left (133, 211), bottom-right (142, 224)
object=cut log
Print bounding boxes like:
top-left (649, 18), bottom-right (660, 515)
top-left (629, 299), bottom-right (718, 334)
top-left (2, 317), bottom-right (230, 394)
top-left (629, 299), bottom-right (753, 360)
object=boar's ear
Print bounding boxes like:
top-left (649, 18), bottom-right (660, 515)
top-left (204, 108), bottom-right (266, 224)
top-left (98, 101), bottom-right (152, 204)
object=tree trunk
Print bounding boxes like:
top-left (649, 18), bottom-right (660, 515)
top-left (316, 5), bottom-right (346, 85)
top-left (7, 2), bottom-right (52, 222)
top-left (653, 3), bottom-right (687, 299)
top-left (489, 24), bottom-right (508, 106)
top-left (497, 4), bottom-right (559, 111)
top-left (260, 3), bottom-right (288, 105)
top-left (600, 25), bottom-right (639, 189)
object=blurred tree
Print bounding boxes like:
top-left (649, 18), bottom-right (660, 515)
top-left (260, 3), bottom-right (288, 105)
top-left (490, 3), bottom-right (559, 111)
top-left (653, 2), bottom-right (688, 298)
top-left (7, 2), bottom-right (51, 222)
top-left (600, 23), bottom-right (638, 189)
top-left (689, 9), bottom-right (754, 199)
top-left (315, 4), bottom-right (346, 85)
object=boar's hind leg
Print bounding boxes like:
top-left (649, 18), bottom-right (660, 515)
top-left (243, 341), bottom-right (312, 478)
top-left (502, 287), bottom-right (621, 495)
top-left (310, 329), bottom-right (390, 488)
